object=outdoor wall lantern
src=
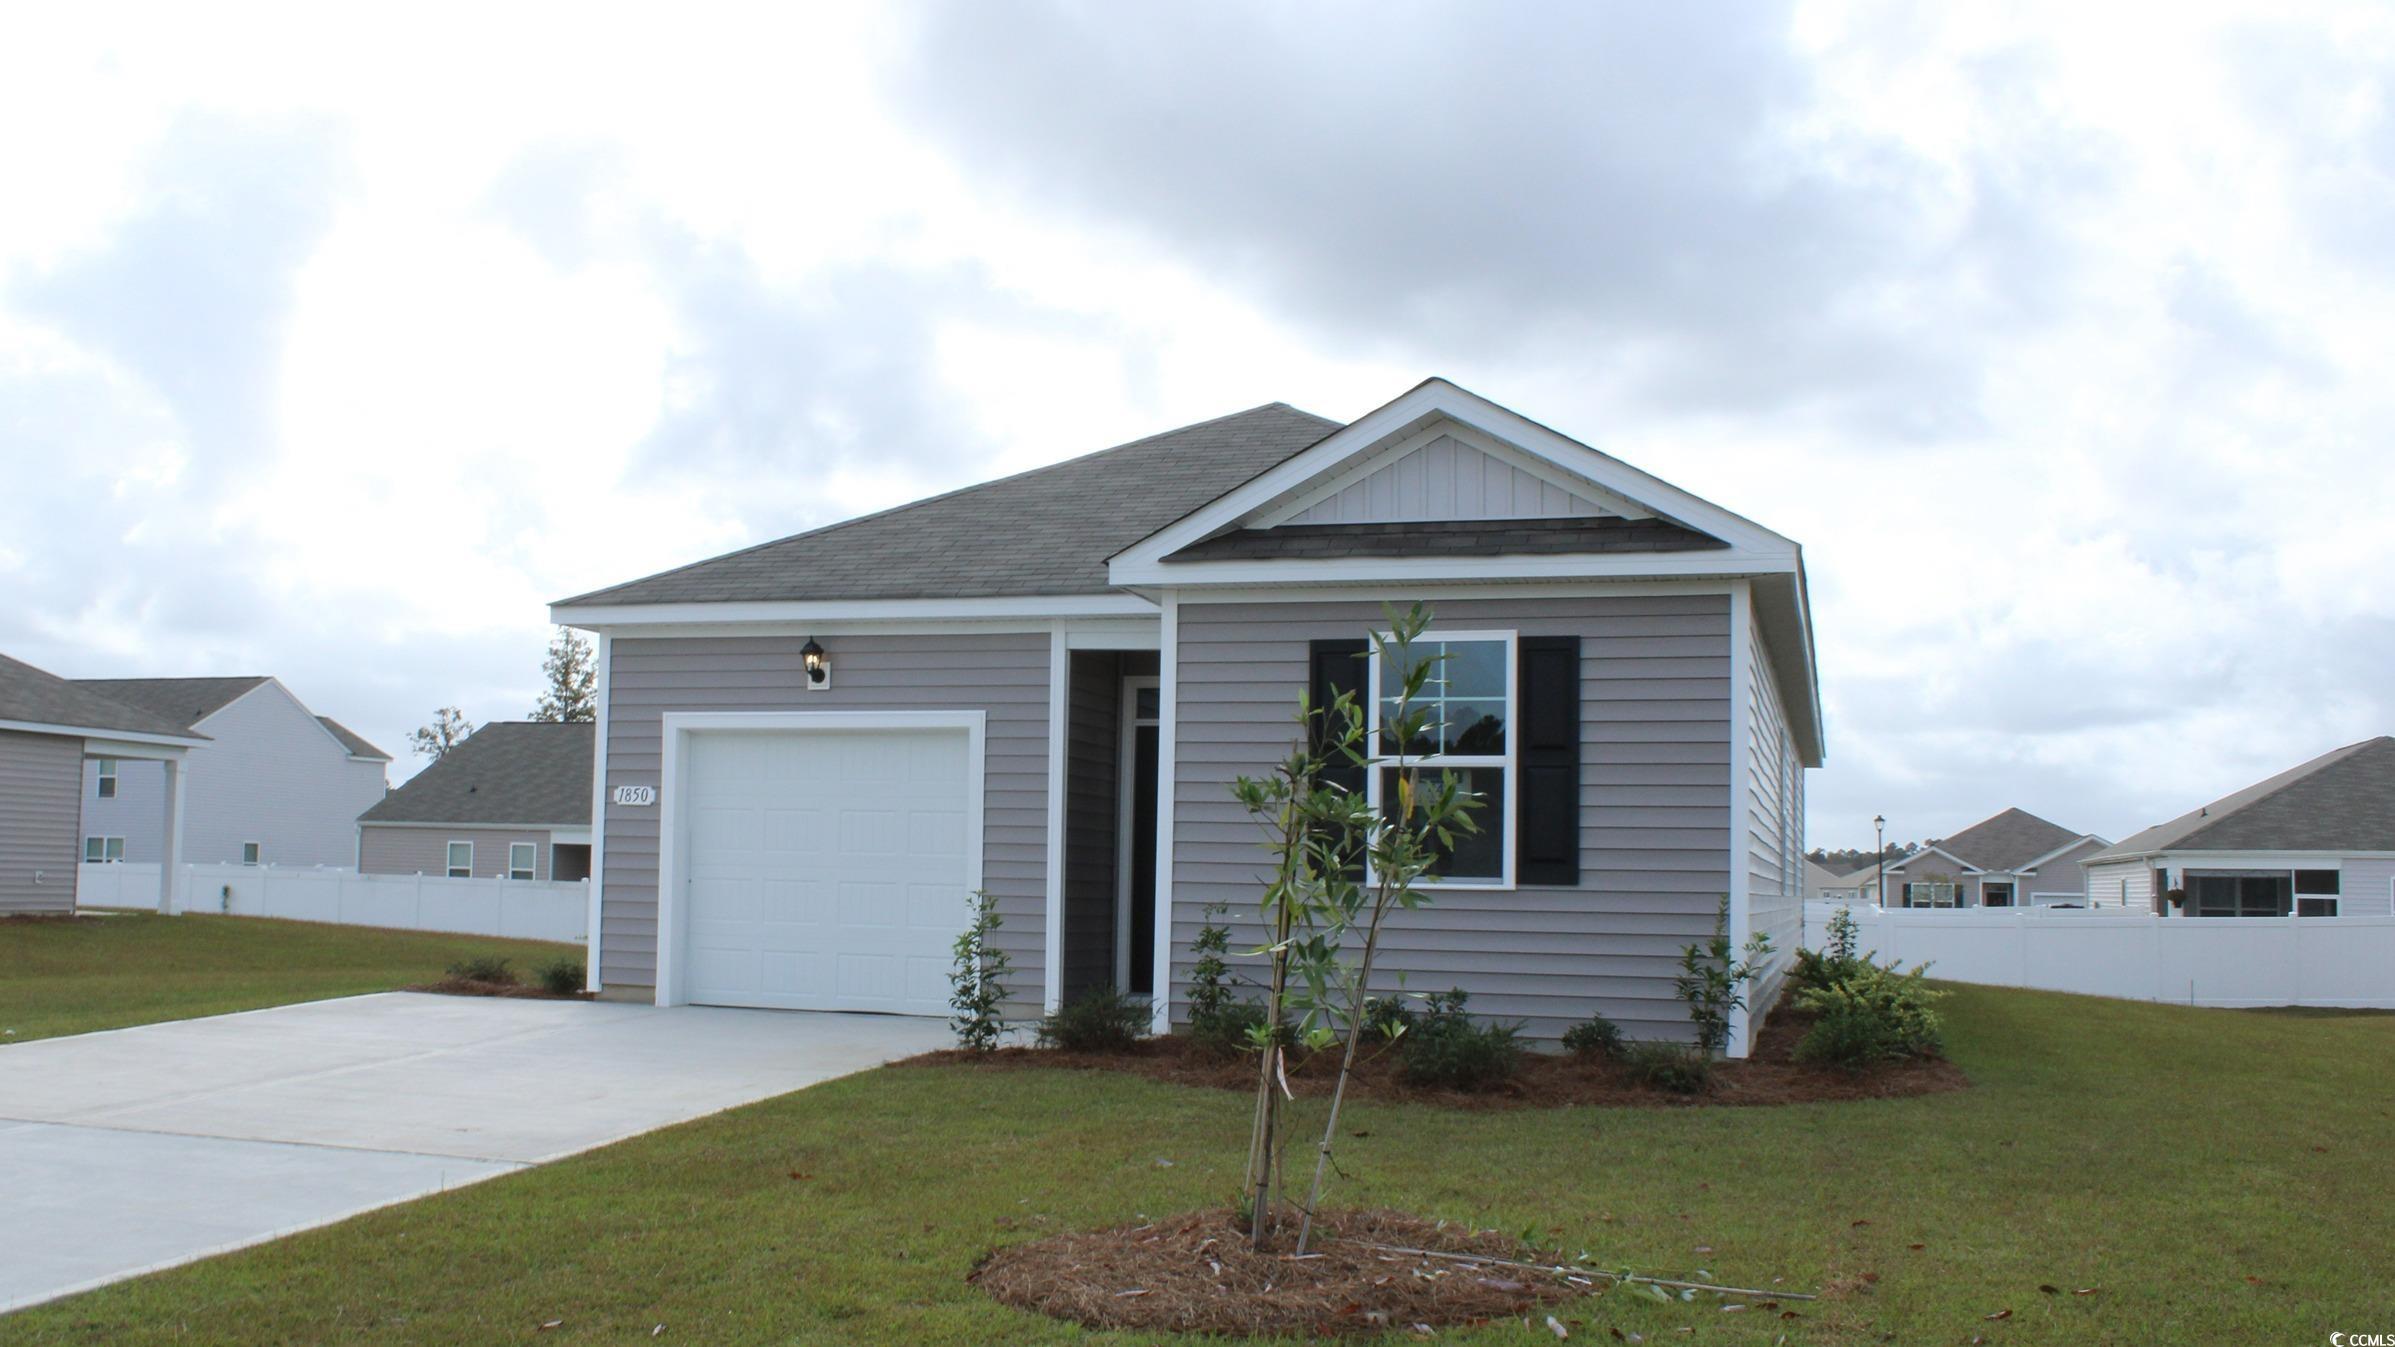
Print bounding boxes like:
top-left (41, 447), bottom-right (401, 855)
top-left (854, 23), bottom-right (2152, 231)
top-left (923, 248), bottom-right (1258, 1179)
top-left (801, 637), bottom-right (832, 690)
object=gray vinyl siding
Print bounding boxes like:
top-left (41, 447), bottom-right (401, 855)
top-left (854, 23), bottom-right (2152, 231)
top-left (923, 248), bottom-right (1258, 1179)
top-left (1062, 651), bottom-right (1123, 999)
top-left (1170, 592), bottom-right (1733, 1045)
top-left (1741, 603), bottom-right (1803, 1018)
top-left (0, 729), bottom-right (83, 914)
top-left (598, 632), bottom-right (1050, 1011)
top-left (359, 825), bottom-right (557, 880)
top-left (2023, 837), bottom-right (2107, 903)
top-left (80, 682), bottom-right (388, 868)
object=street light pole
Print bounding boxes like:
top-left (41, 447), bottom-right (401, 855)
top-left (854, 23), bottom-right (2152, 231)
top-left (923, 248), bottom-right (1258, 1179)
top-left (1874, 814), bottom-right (1887, 910)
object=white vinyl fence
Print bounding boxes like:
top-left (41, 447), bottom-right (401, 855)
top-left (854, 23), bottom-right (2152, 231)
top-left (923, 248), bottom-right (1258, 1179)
top-left (1802, 901), bottom-right (2395, 1009)
top-left (77, 863), bottom-right (586, 944)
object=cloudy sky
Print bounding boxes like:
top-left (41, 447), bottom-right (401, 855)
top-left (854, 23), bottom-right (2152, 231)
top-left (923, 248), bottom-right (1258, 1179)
top-left (4, 1), bottom-right (2391, 848)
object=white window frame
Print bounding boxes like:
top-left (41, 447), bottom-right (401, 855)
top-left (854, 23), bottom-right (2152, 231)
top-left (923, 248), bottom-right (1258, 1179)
top-left (1114, 674), bottom-right (1161, 991)
top-left (446, 840), bottom-right (473, 878)
top-left (84, 836), bottom-right (125, 863)
top-left (1364, 628), bottom-right (1518, 891)
top-left (95, 758), bottom-right (118, 799)
top-left (241, 841), bottom-right (261, 866)
top-left (508, 842), bottom-right (537, 881)
top-left (1903, 881), bottom-right (1958, 908)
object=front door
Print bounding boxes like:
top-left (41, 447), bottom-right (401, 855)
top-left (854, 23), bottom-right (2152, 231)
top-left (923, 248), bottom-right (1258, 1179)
top-left (1982, 881), bottom-right (2014, 908)
top-left (1119, 678), bottom-right (1160, 995)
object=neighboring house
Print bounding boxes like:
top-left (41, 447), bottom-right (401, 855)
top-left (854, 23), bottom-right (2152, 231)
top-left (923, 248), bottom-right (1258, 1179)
top-left (1877, 808), bottom-right (2111, 908)
top-left (2083, 736), bottom-right (2395, 918)
top-left (358, 721), bottom-right (594, 882)
top-left (550, 378), bottom-right (1824, 1054)
top-left (73, 676), bottom-right (390, 869)
top-left (1803, 858), bottom-right (1848, 901)
top-left (0, 653), bottom-right (207, 914)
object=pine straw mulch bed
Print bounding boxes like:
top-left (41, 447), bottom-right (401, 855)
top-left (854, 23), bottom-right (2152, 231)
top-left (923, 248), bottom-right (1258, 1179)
top-left (404, 977), bottom-right (594, 1001)
top-left (900, 1007), bottom-right (1967, 1110)
top-left (972, 1207), bottom-right (1603, 1338)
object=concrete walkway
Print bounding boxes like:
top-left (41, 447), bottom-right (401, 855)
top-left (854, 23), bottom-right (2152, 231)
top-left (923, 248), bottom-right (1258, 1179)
top-left (0, 993), bottom-right (948, 1313)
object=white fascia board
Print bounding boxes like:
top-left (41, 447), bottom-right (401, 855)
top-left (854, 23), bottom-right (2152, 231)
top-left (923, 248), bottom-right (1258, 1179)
top-left (1111, 379), bottom-right (1798, 573)
top-left (2, 721), bottom-right (205, 751)
top-left (1884, 844), bottom-right (1984, 874)
top-left (2156, 851), bottom-right (2392, 868)
top-left (359, 819), bottom-right (582, 832)
top-left (549, 827), bottom-right (595, 846)
top-left (1111, 547), bottom-right (1798, 589)
top-left (1168, 578), bottom-right (1743, 604)
top-left (2013, 835), bottom-right (2111, 873)
top-left (551, 593), bottom-right (1157, 630)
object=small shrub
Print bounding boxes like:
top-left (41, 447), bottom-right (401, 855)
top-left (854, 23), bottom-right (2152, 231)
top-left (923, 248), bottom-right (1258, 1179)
top-left (1360, 994), bottom-right (1416, 1041)
top-left (1189, 1000), bottom-right (1284, 1057)
top-left (1675, 896), bottom-right (1773, 1054)
top-left (1560, 1014), bottom-right (1625, 1059)
top-left (1792, 907), bottom-right (1870, 993)
top-left (1396, 988), bottom-right (1525, 1092)
top-left (1794, 962), bottom-right (1946, 1070)
top-left (533, 957), bottom-right (584, 995)
top-left (1037, 986), bottom-right (1148, 1054)
top-left (1620, 1040), bottom-right (1713, 1095)
top-left (446, 954), bottom-right (516, 985)
top-left (948, 889), bottom-right (1013, 1052)
top-left (1187, 903), bottom-right (1237, 1030)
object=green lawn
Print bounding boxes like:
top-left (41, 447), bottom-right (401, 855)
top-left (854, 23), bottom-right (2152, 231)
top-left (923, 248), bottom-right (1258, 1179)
top-left (9, 984), bottom-right (2391, 1344)
top-left (0, 911), bottom-right (578, 1043)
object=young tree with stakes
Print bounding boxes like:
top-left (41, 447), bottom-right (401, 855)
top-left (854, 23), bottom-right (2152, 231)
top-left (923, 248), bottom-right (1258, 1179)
top-left (1228, 603), bottom-right (1482, 1253)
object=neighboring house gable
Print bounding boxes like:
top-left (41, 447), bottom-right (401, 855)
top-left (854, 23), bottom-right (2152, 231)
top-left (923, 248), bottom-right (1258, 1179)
top-left (74, 677), bottom-right (389, 868)
top-left (2087, 737), bottom-right (2395, 918)
top-left (358, 722), bottom-right (593, 882)
top-left (0, 653), bottom-right (206, 914)
top-left (1882, 807), bottom-right (2110, 908)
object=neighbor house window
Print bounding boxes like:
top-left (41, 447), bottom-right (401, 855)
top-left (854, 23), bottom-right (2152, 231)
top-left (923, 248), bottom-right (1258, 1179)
top-left (446, 841), bottom-right (473, 878)
top-left (2294, 869), bottom-right (2340, 917)
top-left (241, 842), bottom-right (261, 866)
top-left (83, 836), bottom-right (124, 863)
top-left (95, 759), bottom-right (117, 799)
top-left (2190, 873), bottom-right (2289, 918)
top-left (1902, 882), bottom-right (1958, 908)
top-left (508, 843), bottom-right (536, 881)
top-left (1368, 633), bottom-right (1513, 884)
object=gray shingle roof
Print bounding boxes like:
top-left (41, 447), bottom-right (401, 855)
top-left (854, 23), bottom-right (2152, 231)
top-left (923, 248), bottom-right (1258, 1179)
top-left (2088, 737), bottom-right (2395, 859)
top-left (71, 676), bottom-right (270, 731)
top-left (317, 716), bottom-right (391, 762)
top-left (360, 721), bottom-right (592, 827)
top-left (558, 404), bottom-right (1343, 607)
top-left (1166, 516), bottom-right (1725, 561)
top-left (1889, 807), bottom-right (2095, 873)
top-left (0, 653), bottom-right (207, 741)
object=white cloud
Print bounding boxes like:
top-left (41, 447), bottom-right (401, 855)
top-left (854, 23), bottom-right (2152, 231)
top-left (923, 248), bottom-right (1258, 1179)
top-left (0, 0), bottom-right (2388, 831)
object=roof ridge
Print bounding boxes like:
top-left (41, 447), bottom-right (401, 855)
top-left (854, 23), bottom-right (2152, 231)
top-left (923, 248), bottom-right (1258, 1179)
top-left (553, 401), bottom-right (1338, 608)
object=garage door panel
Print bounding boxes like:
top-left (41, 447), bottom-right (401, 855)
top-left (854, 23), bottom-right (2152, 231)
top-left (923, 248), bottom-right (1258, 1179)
top-left (682, 727), bottom-right (975, 1016)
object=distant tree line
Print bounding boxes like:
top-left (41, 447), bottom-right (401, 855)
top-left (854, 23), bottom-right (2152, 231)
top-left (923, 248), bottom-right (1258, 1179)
top-left (1806, 842), bottom-right (1926, 873)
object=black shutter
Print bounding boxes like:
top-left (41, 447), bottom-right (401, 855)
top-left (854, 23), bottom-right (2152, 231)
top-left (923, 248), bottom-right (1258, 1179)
top-left (1518, 635), bottom-right (1581, 886)
top-left (1308, 639), bottom-right (1369, 802)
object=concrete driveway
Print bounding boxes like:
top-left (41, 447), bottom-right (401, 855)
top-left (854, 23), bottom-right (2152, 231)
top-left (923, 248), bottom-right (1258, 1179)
top-left (0, 993), bottom-right (948, 1313)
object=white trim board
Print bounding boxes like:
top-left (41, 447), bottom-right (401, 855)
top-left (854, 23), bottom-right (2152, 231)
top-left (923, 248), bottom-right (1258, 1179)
top-left (1043, 629), bottom-right (1069, 1014)
top-left (650, 709), bottom-right (988, 1009)
top-left (584, 631), bottom-right (612, 992)
top-left (0, 721), bottom-right (204, 751)
top-left (553, 593), bottom-right (1157, 630)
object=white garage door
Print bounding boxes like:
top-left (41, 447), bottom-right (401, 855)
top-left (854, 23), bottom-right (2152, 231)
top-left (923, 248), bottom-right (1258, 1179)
top-left (681, 727), bottom-right (973, 1014)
